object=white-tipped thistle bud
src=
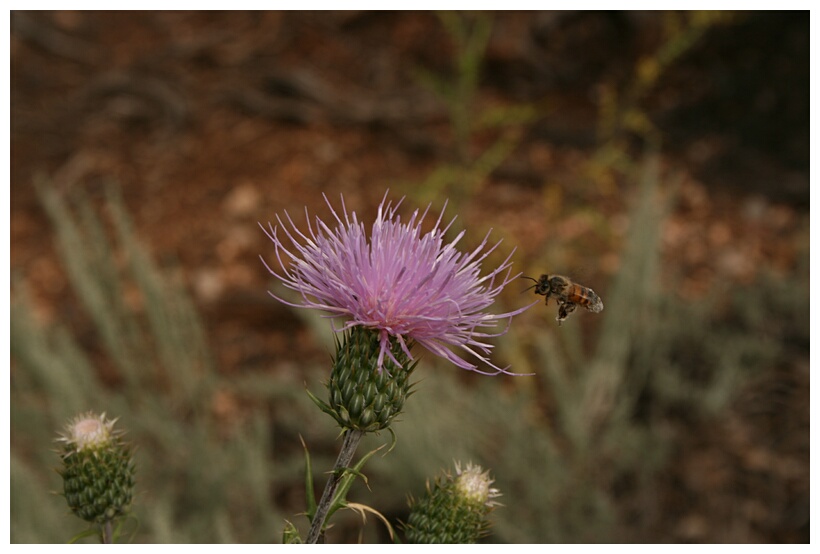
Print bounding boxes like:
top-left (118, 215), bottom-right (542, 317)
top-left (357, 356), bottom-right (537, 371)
top-left (56, 412), bottom-right (135, 524)
top-left (404, 462), bottom-right (501, 544)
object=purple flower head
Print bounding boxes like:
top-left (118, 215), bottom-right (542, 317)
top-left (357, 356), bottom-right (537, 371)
top-left (259, 193), bottom-right (534, 375)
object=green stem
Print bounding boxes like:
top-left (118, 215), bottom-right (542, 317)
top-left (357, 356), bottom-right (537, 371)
top-left (306, 429), bottom-right (364, 544)
top-left (101, 520), bottom-right (113, 544)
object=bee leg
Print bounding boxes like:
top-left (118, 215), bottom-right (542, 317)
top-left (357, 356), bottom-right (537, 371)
top-left (556, 301), bottom-right (576, 325)
top-left (556, 303), bottom-right (566, 325)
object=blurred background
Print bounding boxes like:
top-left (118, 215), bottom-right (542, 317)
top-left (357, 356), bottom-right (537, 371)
top-left (9, 11), bottom-right (809, 543)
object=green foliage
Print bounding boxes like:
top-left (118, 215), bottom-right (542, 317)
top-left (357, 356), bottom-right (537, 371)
top-left (411, 12), bottom-right (537, 210)
top-left (591, 11), bottom-right (737, 179)
top-left (10, 168), bottom-right (804, 543)
top-left (297, 433), bottom-right (387, 543)
top-left (356, 152), bottom-right (806, 543)
top-left (32, 179), bottom-right (213, 398)
top-left (11, 451), bottom-right (76, 543)
top-left (499, 154), bottom-right (799, 542)
top-left (10, 180), bottom-right (299, 542)
top-left (418, 12), bottom-right (493, 162)
top-left (281, 520), bottom-right (302, 544)
top-left (325, 443), bottom-right (386, 526)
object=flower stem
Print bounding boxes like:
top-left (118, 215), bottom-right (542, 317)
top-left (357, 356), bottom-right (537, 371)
top-left (102, 520), bottom-right (113, 544)
top-left (306, 429), bottom-right (364, 544)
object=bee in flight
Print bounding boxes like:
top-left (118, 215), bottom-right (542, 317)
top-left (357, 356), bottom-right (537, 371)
top-left (523, 274), bottom-right (604, 325)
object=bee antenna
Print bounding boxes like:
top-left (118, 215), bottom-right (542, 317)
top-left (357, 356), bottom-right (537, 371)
top-left (520, 275), bottom-right (539, 294)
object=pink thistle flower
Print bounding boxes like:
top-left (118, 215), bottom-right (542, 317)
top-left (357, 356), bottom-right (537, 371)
top-left (259, 193), bottom-right (534, 375)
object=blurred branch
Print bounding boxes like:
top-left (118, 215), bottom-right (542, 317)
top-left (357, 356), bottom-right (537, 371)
top-left (223, 68), bottom-right (443, 126)
top-left (12, 11), bottom-right (100, 64)
top-left (76, 71), bottom-right (189, 128)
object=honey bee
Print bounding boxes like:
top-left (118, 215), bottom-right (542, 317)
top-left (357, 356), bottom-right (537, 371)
top-left (523, 274), bottom-right (604, 325)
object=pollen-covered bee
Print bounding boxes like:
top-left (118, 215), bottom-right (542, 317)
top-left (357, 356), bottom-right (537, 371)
top-left (523, 274), bottom-right (604, 325)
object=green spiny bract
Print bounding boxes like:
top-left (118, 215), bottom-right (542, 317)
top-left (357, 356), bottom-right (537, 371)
top-left (312, 326), bottom-right (416, 433)
top-left (403, 463), bottom-right (500, 544)
top-left (57, 413), bottom-right (135, 524)
top-left (282, 520), bottom-right (303, 543)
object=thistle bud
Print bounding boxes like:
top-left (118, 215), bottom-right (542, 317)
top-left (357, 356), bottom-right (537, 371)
top-left (404, 462), bottom-right (501, 544)
top-left (56, 412), bottom-right (135, 525)
top-left (312, 326), bottom-right (415, 432)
